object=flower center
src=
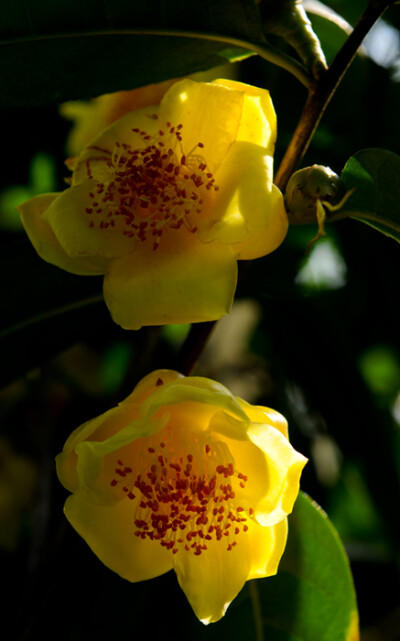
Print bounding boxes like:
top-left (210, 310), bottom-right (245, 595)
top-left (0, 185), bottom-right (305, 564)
top-left (83, 120), bottom-right (219, 250)
top-left (110, 436), bottom-right (252, 556)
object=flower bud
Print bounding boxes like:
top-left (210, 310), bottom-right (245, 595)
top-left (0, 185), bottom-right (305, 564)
top-left (285, 164), bottom-right (346, 224)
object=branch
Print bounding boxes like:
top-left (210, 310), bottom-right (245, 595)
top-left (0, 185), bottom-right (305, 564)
top-left (172, 321), bottom-right (216, 375)
top-left (274, 0), bottom-right (394, 193)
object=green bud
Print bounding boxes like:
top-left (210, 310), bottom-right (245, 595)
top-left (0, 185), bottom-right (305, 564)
top-left (284, 165), bottom-right (346, 223)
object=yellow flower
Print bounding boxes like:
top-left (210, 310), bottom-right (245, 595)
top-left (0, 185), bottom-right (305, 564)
top-left (18, 79), bottom-right (288, 330)
top-left (56, 369), bottom-right (307, 623)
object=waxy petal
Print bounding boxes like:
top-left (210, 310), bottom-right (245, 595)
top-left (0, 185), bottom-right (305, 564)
top-left (247, 424), bottom-right (308, 526)
top-left (236, 398), bottom-right (289, 438)
top-left (173, 533), bottom-right (252, 623)
top-left (17, 194), bottom-right (108, 274)
top-left (103, 240), bottom-right (237, 330)
top-left (214, 79), bottom-right (277, 150)
top-left (62, 79), bottom-right (177, 156)
top-left (65, 492), bottom-right (173, 581)
top-left (159, 79), bottom-right (243, 174)
top-left (199, 142), bottom-right (288, 257)
top-left (140, 375), bottom-right (248, 424)
top-left (72, 106), bottom-right (161, 186)
top-left (247, 517), bottom-right (288, 579)
top-left (42, 185), bottom-right (135, 259)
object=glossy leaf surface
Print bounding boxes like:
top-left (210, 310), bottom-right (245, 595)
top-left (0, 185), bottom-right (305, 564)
top-left (0, 0), bottom-right (263, 108)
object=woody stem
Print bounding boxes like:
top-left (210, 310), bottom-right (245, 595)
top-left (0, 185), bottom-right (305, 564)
top-left (274, 0), bottom-right (393, 193)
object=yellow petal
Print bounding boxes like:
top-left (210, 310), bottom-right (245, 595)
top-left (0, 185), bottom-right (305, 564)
top-left (42, 184), bottom-right (135, 259)
top-left (57, 411), bottom-right (167, 502)
top-left (159, 79), bottom-right (244, 173)
top-left (209, 412), bottom-right (272, 511)
top-left (64, 492), bottom-right (173, 581)
top-left (232, 185), bottom-right (288, 260)
top-left (122, 369), bottom-right (185, 406)
top-left (214, 79), bottom-right (277, 150)
top-left (236, 398), bottom-right (289, 438)
top-left (247, 424), bottom-right (308, 526)
top-left (61, 80), bottom-right (175, 155)
top-left (173, 533), bottom-right (252, 623)
top-left (140, 376), bottom-right (248, 424)
top-left (72, 106), bottom-right (161, 186)
top-left (103, 239), bottom-right (237, 330)
top-left (247, 517), bottom-right (288, 579)
top-left (199, 142), bottom-right (288, 258)
top-left (17, 193), bottom-right (108, 274)
top-left (56, 404), bottom-right (141, 493)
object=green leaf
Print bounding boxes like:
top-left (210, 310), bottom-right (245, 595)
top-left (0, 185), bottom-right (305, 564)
top-left (255, 492), bottom-right (358, 641)
top-left (0, 0), bottom-right (264, 108)
top-left (340, 148), bottom-right (400, 243)
top-left (191, 492), bottom-right (359, 640)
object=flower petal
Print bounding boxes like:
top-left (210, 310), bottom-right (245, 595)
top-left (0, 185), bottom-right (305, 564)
top-left (173, 534), bottom-right (252, 623)
top-left (140, 376), bottom-right (248, 424)
top-left (209, 411), bottom-right (271, 511)
top-left (42, 185), bottom-right (135, 259)
top-left (17, 194), bottom-right (108, 274)
top-left (64, 491), bottom-right (173, 581)
top-left (103, 240), bottom-right (237, 329)
top-left (122, 369), bottom-right (185, 406)
top-left (236, 398), bottom-right (289, 438)
top-left (231, 185), bottom-right (288, 260)
top-left (247, 517), bottom-right (288, 579)
top-left (247, 424), bottom-right (308, 526)
top-left (61, 80), bottom-right (176, 155)
top-left (199, 141), bottom-right (288, 258)
top-left (71, 106), bottom-right (161, 186)
top-left (159, 79), bottom-right (244, 173)
top-left (214, 79), bottom-right (277, 149)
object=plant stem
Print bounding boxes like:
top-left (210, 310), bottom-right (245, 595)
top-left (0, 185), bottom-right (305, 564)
top-left (173, 321), bottom-right (216, 375)
top-left (274, 0), bottom-right (393, 193)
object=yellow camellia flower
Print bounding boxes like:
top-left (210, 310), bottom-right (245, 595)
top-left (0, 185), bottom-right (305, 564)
top-left (18, 79), bottom-right (288, 330)
top-left (56, 369), bottom-right (307, 623)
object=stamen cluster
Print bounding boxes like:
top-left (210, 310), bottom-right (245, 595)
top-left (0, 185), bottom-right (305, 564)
top-left (110, 439), bottom-right (252, 556)
top-left (83, 121), bottom-right (219, 250)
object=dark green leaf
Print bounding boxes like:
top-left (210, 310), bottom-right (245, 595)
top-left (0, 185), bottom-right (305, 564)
top-left (340, 148), bottom-right (400, 244)
top-left (0, 0), bottom-right (264, 108)
top-left (256, 492), bottom-right (358, 641)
